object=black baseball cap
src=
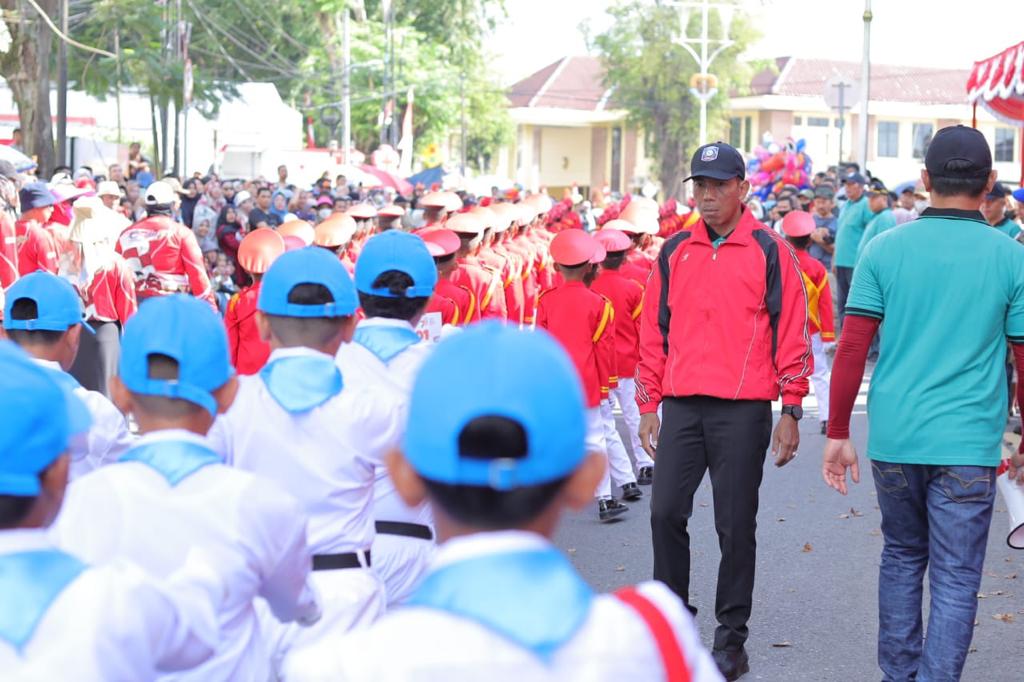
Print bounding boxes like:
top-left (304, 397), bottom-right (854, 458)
top-left (685, 142), bottom-right (746, 182)
top-left (925, 125), bottom-right (992, 178)
top-left (813, 186), bottom-right (835, 199)
top-left (867, 179), bottom-right (888, 195)
top-left (844, 172), bottom-right (867, 185)
top-left (986, 182), bottom-right (1010, 200)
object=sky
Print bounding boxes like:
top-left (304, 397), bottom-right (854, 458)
top-left (490, 0), bottom-right (1023, 85)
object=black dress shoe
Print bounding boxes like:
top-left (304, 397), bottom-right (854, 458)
top-left (621, 482), bottom-right (643, 501)
top-left (712, 648), bottom-right (749, 681)
top-left (637, 465), bottom-right (654, 485)
top-left (598, 498), bottom-right (628, 522)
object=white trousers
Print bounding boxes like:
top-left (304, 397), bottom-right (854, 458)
top-left (610, 377), bottom-right (654, 468)
top-left (811, 333), bottom-right (831, 422)
top-left (590, 403), bottom-right (637, 500)
top-left (372, 533), bottom-right (436, 607)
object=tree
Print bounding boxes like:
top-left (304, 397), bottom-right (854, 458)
top-left (590, 0), bottom-right (757, 197)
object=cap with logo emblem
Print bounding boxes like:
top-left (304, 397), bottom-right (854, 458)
top-left (685, 141), bottom-right (746, 182)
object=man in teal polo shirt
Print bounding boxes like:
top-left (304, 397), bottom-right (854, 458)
top-left (821, 125), bottom-right (1024, 682)
top-left (832, 172), bottom-right (872, 328)
top-left (855, 180), bottom-right (897, 265)
top-left (981, 182), bottom-right (1022, 240)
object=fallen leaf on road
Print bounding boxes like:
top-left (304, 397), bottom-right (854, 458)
top-left (1006, 573), bottom-right (1018, 580)
top-left (802, 543), bottom-right (813, 553)
top-left (615, 565), bottom-right (625, 572)
top-left (869, 529), bottom-right (881, 536)
top-left (777, 517), bottom-right (786, 522)
top-left (969, 646), bottom-right (978, 654)
top-left (977, 593), bottom-right (987, 599)
top-left (993, 613), bottom-right (1015, 623)
top-left (771, 642), bottom-right (792, 648)
top-left (699, 502), bottom-right (708, 508)
top-left (849, 507), bottom-right (863, 517)
top-left (567, 548), bottom-right (576, 555)
top-left (837, 513), bottom-right (850, 519)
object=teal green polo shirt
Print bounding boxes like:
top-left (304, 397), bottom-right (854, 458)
top-left (856, 208), bottom-right (897, 265)
top-left (847, 208), bottom-right (1024, 466)
top-left (994, 217), bottom-right (1023, 240)
top-left (833, 195), bottom-right (872, 268)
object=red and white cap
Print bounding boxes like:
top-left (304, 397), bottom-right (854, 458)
top-left (347, 203), bottom-right (378, 220)
top-left (378, 204), bottom-right (406, 218)
top-left (589, 241), bottom-right (607, 265)
top-left (619, 203), bottom-right (659, 235)
top-left (314, 214), bottom-right (357, 248)
top-left (446, 211), bottom-right (485, 236)
top-left (594, 228), bottom-right (632, 253)
top-left (238, 228), bottom-right (286, 275)
top-left (781, 210), bottom-right (816, 238)
top-left (550, 229), bottom-right (597, 267)
top-left (420, 228), bottom-right (461, 257)
top-left (420, 191), bottom-right (462, 212)
top-left (278, 219), bottom-right (316, 246)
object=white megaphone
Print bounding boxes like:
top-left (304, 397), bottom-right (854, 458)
top-left (996, 460), bottom-right (1024, 550)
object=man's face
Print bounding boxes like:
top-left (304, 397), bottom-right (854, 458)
top-left (278, 165), bottom-right (288, 182)
top-left (981, 196), bottom-right (1006, 224)
top-left (813, 196), bottom-right (833, 216)
top-left (692, 176), bottom-right (749, 229)
top-left (109, 165), bottom-right (124, 182)
top-left (868, 193), bottom-right (887, 213)
top-left (899, 192), bottom-right (915, 210)
top-left (100, 194), bottom-right (117, 209)
top-left (125, 183), bottom-right (140, 201)
top-left (129, 143), bottom-right (140, 155)
top-left (257, 190), bottom-right (271, 210)
top-left (845, 181), bottom-right (864, 201)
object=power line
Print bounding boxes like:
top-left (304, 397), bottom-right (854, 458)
top-left (24, 0), bottom-right (116, 58)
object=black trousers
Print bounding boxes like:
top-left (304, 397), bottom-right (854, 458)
top-left (70, 321), bottom-right (121, 399)
top-left (650, 395), bottom-right (772, 651)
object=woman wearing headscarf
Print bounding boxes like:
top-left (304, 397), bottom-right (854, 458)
top-left (216, 204), bottom-right (247, 286)
top-left (270, 188), bottom-right (292, 225)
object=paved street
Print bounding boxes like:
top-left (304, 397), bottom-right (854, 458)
top-left (555, 382), bottom-right (1023, 681)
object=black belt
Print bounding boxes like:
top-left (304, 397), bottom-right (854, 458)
top-left (375, 521), bottom-right (434, 541)
top-left (312, 550), bottom-right (371, 571)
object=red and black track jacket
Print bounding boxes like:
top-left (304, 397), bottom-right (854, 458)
top-left (635, 208), bottom-right (811, 413)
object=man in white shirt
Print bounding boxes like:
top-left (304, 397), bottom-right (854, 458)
top-left (208, 246), bottom-right (403, 672)
top-left (3, 272), bottom-right (133, 478)
top-left (51, 295), bottom-right (321, 682)
top-left (285, 323), bottom-right (723, 682)
top-left (0, 341), bottom-right (225, 681)
top-left (336, 230), bottom-right (438, 605)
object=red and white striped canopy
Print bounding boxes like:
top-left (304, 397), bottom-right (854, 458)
top-left (967, 40), bottom-right (1024, 125)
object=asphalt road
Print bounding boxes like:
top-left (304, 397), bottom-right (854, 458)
top-left (554, 394), bottom-right (1023, 681)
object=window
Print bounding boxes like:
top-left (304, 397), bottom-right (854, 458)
top-left (996, 128), bottom-right (1016, 163)
top-left (807, 117), bottom-right (830, 127)
top-left (744, 117), bottom-right (752, 151)
top-left (793, 116), bottom-right (803, 126)
top-left (912, 123), bottom-right (933, 160)
top-left (610, 127), bottom-right (622, 194)
top-left (877, 121), bottom-right (899, 158)
top-left (728, 117), bottom-right (742, 149)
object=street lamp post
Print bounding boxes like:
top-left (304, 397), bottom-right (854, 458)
top-left (671, 0), bottom-right (735, 146)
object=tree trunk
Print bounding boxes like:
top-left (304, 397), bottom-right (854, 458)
top-left (149, 93), bottom-right (162, 177)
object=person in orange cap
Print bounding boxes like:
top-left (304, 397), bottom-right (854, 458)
top-left (447, 211), bottom-right (506, 320)
top-left (377, 204), bottom-right (405, 232)
top-left (782, 210), bottom-right (834, 435)
top-left (418, 191), bottom-right (462, 229)
top-left (278, 219), bottom-right (316, 247)
top-left (225, 228), bottom-right (286, 374)
top-left (314, 214), bottom-right (358, 273)
top-left (483, 203), bottom-right (525, 327)
top-left (605, 217), bottom-right (654, 287)
top-left (591, 227), bottom-right (655, 486)
top-left (420, 227), bottom-right (477, 327)
top-left (347, 203), bottom-right (378, 251)
top-left (536, 229), bottom-right (629, 522)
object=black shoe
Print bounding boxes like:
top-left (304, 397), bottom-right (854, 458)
top-left (621, 482), bottom-right (643, 501)
top-left (820, 420), bottom-right (827, 435)
top-left (598, 498), bottom-right (628, 522)
top-left (637, 465), bottom-right (654, 485)
top-left (712, 648), bottom-right (749, 681)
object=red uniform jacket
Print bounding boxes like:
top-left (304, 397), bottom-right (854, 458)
top-left (590, 268), bottom-right (644, 378)
top-left (84, 255), bottom-right (138, 324)
top-left (225, 281), bottom-right (270, 375)
top-left (636, 209), bottom-right (811, 414)
top-left (432, 277), bottom-right (476, 325)
top-left (536, 280), bottom-right (616, 408)
top-left (454, 257), bottom-right (505, 320)
top-left (1, 211), bottom-right (18, 288)
top-left (620, 249), bottom-right (653, 287)
top-left (16, 220), bottom-right (59, 276)
top-left (116, 215), bottom-right (216, 310)
top-left (794, 248), bottom-right (835, 342)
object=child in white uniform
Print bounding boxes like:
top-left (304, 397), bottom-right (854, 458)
top-left (51, 295), bottom-right (321, 682)
top-left (336, 230), bottom-right (438, 606)
top-left (3, 272), bottom-right (132, 478)
top-left (0, 341), bottom-right (225, 681)
top-left (208, 246), bottom-right (404, 672)
top-left (285, 323), bottom-right (723, 682)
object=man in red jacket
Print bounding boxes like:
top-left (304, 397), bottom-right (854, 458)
top-left (636, 141), bottom-right (810, 681)
top-left (116, 181), bottom-right (216, 310)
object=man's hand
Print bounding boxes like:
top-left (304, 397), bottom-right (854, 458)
top-left (1009, 451), bottom-right (1024, 485)
top-left (639, 413), bottom-right (660, 461)
top-left (772, 414), bottom-right (799, 467)
top-left (823, 438), bottom-right (860, 495)
top-left (810, 227), bottom-right (828, 245)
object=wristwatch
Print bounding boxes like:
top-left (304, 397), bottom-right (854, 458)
top-left (782, 405), bottom-right (803, 421)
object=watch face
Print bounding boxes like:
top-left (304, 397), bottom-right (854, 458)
top-left (785, 406), bottom-right (803, 420)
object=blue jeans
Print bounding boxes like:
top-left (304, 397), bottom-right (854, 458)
top-left (871, 461), bottom-right (996, 682)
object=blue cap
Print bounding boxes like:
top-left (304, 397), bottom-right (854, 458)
top-left (258, 246), bottom-right (358, 318)
top-left (18, 182), bottom-right (58, 211)
top-left (355, 231), bottom-right (438, 298)
top-left (404, 323), bottom-right (586, 490)
top-left (844, 172), bottom-right (867, 185)
top-left (3, 272), bottom-right (95, 334)
top-left (119, 295), bottom-right (233, 417)
top-left (1013, 187), bottom-right (1024, 203)
top-left (0, 341), bottom-right (91, 495)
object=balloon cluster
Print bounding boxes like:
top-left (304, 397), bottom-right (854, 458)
top-left (746, 138), bottom-right (813, 200)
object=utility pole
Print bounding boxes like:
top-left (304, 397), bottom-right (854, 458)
top-left (115, 26), bottom-right (123, 143)
top-left (672, 0), bottom-right (735, 146)
top-left (833, 81), bottom-right (850, 168)
top-left (56, 0), bottom-right (68, 167)
top-left (342, 8), bottom-right (351, 165)
top-left (858, 0), bottom-right (872, 170)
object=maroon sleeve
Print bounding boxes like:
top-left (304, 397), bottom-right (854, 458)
top-left (826, 315), bottom-right (880, 440)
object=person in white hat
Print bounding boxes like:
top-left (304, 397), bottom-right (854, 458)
top-left (96, 180), bottom-right (123, 211)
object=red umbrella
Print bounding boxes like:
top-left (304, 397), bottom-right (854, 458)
top-left (359, 164), bottom-right (413, 198)
top-left (967, 40), bottom-right (1024, 184)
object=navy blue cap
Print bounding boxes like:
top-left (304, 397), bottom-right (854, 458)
top-left (925, 125), bottom-right (992, 179)
top-left (18, 182), bottom-right (58, 211)
top-left (0, 341), bottom-right (91, 495)
top-left (258, 246), bottom-right (358, 318)
top-left (844, 172), bottom-right (866, 185)
top-left (355, 231), bottom-right (438, 298)
top-left (119, 295), bottom-right (233, 417)
top-left (685, 142), bottom-right (746, 182)
top-left (3, 272), bottom-right (95, 334)
top-left (986, 182), bottom-right (1010, 200)
top-left (404, 323), bottom-right (586, 490)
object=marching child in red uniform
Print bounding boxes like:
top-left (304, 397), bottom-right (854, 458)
top-left (421, 227), bottom-right (477, 327)
top-left (225, 228), bottom-right (286, 375)
top-left (536, 229), bottom-right (629, 522)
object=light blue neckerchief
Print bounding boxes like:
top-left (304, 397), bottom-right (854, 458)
top-left (354, 325), bottom-right (421, 364)
top-left (37, 364), bottom-right (82, 392)
top-left (260, 353), bottom-right (343, 413)
top-left (120, 439), bottom-right (223, 486)
top-left (406, 547), bottom-right (594, 661)
top-left (0, 550), bottom-right (87, 651)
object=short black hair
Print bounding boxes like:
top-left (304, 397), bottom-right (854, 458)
top-left (0, 494), bottom-right (35, 528)
top-left (130, 353), bottom-right (205, 418)
top-left (256, 187), bottom-right (271, 198)
top-left (421, 416), bottom-right (569, 529)
top-left (358, 270), bottom-right (430, 321)
top-left (787, 235), bottom-right (811, 250)
top-left (434, 253), bottom-right (456, 267)
top-left (602, 252), bottom-right (627, 270)
top-left (265, 283), bottom-right (348, 346)
top-left (929, 160), bottom-right (990, 198)
top-left (6, 298), bottom-right (69, 347)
